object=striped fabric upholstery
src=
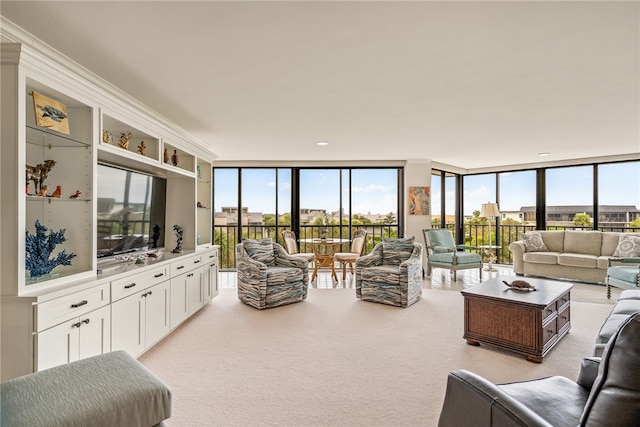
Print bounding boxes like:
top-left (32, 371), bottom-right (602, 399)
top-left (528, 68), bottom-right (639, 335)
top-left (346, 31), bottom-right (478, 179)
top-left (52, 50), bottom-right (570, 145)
top-left (355, 239), bottom-right (423, 307)
top-left (381, 237), bottom-right (416, 265)
top-left (242, 238), bottom-right (275, 266)
top-left (237, 241), bottom-right (309, 309)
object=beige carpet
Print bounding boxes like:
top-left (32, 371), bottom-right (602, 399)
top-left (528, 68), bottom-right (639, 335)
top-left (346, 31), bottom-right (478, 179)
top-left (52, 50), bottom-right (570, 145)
top-left (140, 286), bottom-right (617, 427)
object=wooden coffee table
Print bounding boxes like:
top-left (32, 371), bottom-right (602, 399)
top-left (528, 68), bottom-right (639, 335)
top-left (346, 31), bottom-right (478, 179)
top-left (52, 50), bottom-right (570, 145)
top-left (461, 276), bottom-right (572, 363)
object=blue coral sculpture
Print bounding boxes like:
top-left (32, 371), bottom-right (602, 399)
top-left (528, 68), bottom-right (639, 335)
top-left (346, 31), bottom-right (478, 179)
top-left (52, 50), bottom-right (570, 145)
top-left (25, 220), bottom-right (76, 277)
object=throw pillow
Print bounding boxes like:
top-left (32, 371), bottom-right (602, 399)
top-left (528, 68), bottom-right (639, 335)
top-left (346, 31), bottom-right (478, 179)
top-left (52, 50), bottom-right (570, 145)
top-left (243, 238), bottom-right (275, 266)
top-left (522, 231), bottom-right (548, 252)
top-left (613, 234), bottom-right (640, 257)
top-left (382, 237), bottom-right (415, 265)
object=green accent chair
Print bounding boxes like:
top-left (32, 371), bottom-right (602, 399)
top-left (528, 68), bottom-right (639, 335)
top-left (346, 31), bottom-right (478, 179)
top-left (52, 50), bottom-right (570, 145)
top-left (606, 257), bottom-right (640, 299)
top-left (423, 229), bottom-right (482, 282)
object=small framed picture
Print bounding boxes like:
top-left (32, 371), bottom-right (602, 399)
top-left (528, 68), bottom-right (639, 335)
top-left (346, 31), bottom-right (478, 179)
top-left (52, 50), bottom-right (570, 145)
top-left (32, 91), bottom-right (70, 135)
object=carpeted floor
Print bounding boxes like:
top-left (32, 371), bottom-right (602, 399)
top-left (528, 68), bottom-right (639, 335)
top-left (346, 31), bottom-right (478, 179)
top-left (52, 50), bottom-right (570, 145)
top-left (139, 285), bottom-right (616, 427)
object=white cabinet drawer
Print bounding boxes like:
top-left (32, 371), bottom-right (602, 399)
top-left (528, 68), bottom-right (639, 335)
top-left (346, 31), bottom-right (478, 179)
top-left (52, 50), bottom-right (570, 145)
top-left (111, 266), bottom-right (168, 302)
top-left (36, 283), bottom-right (110, 332)
top-left (170, 254), bottom-right (203, 276)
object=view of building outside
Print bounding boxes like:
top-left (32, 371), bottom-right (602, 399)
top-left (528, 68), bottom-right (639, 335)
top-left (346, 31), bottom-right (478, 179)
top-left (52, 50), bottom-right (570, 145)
top-left (213, 167), bottom-right (401, 268)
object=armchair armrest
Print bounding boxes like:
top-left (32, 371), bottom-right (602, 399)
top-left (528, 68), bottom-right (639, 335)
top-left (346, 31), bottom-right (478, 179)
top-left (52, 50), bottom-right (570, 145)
top-left (577, 357), bottom-right (601, 390)
top-left (608, 257), bottom-right (640, 267)
top-left (273, 244), bottom-right (308, 270)
top-left (509, 241), bottom-right (526, 275)
top-left (236, 244), bottom-right (267, 273)
top-left (456, 244), bottom-right (478, 251)
top-left (355, 244), bottom-right (383, 268)
top-left (438, 370), bottom-right (554, 427)
top-left (432, 245), bottom-right (456, 253)
top-left (400, 243), bottom-right (423, 268)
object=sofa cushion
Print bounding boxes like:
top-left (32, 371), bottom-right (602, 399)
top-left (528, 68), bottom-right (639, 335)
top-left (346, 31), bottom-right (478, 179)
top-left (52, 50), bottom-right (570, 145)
top-left (620, 289), bottom-right (640, 300)
top-left (381, 237), bottom-right (414, 265)
top-left (522, 231), bottom-right (548, 252)
top-left (243, 238), bottom-right (275, 266)
top-left (558, 253), bottom-right (598, 268)
top-left (266, 266), bottom-right (303, 285)
top-left (361, 265), bottom-right (401, 285)
top-left (523, 251), bottom-right (560, 265)
top-left (601, 232), bottom-right (623, 257)
top-left (613, 234), bottom-right (640, 257)
top-left (429, 251), bottom-right (480, 265)
top-left (611, 299), bottom-right (640, 315)
top-left (564, 231), bottom-right (602, 256)
top-left (608, 266), bottom-right (640, 284)
top-left (539, 231), bottom-right (565, 253)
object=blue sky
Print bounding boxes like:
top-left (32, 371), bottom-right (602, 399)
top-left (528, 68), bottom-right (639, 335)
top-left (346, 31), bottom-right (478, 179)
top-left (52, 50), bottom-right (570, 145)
top-left (215, 162), bottom-right (640, 217)
top-left (435, 162), bottom-right (640, 216)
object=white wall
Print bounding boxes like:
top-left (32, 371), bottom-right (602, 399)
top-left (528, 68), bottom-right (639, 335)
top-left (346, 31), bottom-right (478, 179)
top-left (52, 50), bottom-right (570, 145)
top-left (403, 160), bottom-right (431, 272)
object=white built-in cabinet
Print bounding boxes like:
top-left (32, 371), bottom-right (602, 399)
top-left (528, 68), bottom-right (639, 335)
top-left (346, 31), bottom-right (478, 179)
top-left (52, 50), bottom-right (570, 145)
top-left (37, 304), bottom-right (111, 371)
top-left (1, 30), bottom-right (218, 381)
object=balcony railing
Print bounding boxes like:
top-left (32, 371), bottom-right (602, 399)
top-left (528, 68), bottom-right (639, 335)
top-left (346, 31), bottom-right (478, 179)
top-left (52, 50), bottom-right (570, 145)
top-left (214, 224), bottom-right (399, 270)
top-left (213, 223), bottom-right (640, 270)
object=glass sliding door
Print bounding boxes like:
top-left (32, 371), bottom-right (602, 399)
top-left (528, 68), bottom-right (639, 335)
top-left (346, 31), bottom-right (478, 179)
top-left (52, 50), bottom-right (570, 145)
top-left (213, 168), bottom-right (239, 269)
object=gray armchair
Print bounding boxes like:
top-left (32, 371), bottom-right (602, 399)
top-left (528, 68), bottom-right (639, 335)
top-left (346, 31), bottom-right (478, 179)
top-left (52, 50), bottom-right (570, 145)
top-left (355, 237), bottom-right (423, 307)
top-left (237, 238), bottom-right (309, 309)
top-left (438, 311), bottom-right (640, 427)
top-left (423, 228), bottom-right (482, 282)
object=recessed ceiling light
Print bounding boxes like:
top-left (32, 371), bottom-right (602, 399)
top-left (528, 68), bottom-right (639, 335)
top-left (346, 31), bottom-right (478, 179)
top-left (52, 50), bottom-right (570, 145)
top-left (317, 141), bottom-right (329, 146)
top-left (538, 152), bottom-right (550, 157)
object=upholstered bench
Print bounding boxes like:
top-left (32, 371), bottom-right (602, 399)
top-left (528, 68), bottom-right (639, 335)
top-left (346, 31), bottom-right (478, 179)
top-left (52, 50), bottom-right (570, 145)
top-left (594, 289), bottom-right (640, 356)
top-left (0, 350), bottom-right (171, 427)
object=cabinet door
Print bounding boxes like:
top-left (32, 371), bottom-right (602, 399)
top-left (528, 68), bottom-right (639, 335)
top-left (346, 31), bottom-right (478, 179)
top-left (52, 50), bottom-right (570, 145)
top-left (170, 274), bottom-right (189, 329)
top-left (111, 290), bottom-right (146, 357)
top-left (37, 318), bottom-right (80, 371)
top-left (145, 281), bottom-right (171, 348)
top-left (78, 305), bottom-right (111, 360)
top-left (187, 267), bottom-right (204, 315)
top-left (204, 258), bottom-right (219, 304)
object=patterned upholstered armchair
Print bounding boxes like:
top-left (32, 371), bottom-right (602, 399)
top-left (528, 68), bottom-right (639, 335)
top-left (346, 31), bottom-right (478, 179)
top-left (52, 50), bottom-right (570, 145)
top-left (355, 237), bottom-right (423, 307)
top-left (237, 238), bottom-right (309, 309)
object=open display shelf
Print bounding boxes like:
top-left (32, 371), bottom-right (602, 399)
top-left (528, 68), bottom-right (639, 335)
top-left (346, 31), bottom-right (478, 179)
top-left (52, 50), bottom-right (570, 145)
top-left (24, 86), bottom-right (94, 288)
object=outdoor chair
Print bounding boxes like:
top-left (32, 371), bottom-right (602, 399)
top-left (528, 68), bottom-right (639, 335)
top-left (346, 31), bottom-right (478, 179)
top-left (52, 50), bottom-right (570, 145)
top-left (423, 228), bottom-right (482, 282)
top-left (355, 237), bottom-right (423, 307)
top-left (236, 238), bottom-right (309, 309)
top-left (438, 311), bottom-right (640, 427)
top-left (334, 229), bottom-right (368, 280)
top-left (281, 230), bottom-right (316, 264)
top-left (606, 257), bottom-right (640, 299)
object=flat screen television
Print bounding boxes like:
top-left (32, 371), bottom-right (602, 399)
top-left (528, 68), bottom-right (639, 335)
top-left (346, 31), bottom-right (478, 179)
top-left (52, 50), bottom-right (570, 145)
top-left (96, 163), bottom-right (167, 258)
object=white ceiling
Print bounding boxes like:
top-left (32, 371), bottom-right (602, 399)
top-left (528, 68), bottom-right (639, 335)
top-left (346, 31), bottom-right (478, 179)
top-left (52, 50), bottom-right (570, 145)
top-left (2, 1), bottom-right (639, 171)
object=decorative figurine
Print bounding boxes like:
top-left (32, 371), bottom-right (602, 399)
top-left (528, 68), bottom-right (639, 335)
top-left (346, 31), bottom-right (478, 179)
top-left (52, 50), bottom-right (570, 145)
top-left (503, 280), bottom-right (537, 292)
top-left (69, 190), bottom-right (82, 199)
top-left (37, 185), bottom-right (48, 197)
top-left (118, 131), bottom-right (131, 150)
top-left (163, 147), bottom-right (170, 163)
top-left (25, 220), bottom-right (76, 277)
top-left (171, 149), bottom-right (179, 166)
top-left (197, 201), bottom-right (207, 209)
top-left (50, 185), bottom-right (62, 198)
top-left (102, 130), bottom-right (113, 144)
top-left (197, 165), bottom-right (201, 179)
top-left (172, 224), bottom-right (183, 253)
top-left (151, 224), bottom-right (161, 248)
top-left (26, 159), bottom-right (56, 195)
top-left (137, 140), bottom-right (147, 156)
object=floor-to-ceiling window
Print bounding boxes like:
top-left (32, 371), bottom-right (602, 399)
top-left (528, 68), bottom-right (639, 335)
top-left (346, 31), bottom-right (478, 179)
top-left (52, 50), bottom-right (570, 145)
top-left (546, 165), bottom-right (594, 229)
top-left (214, 166), bottom-right (401, 269)
top-left (598, 162), bottom-right (640, 231)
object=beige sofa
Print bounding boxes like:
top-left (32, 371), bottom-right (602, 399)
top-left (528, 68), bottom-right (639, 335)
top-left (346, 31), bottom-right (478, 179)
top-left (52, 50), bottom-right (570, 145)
top-left (509, 230), bottom-right (636, 284)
